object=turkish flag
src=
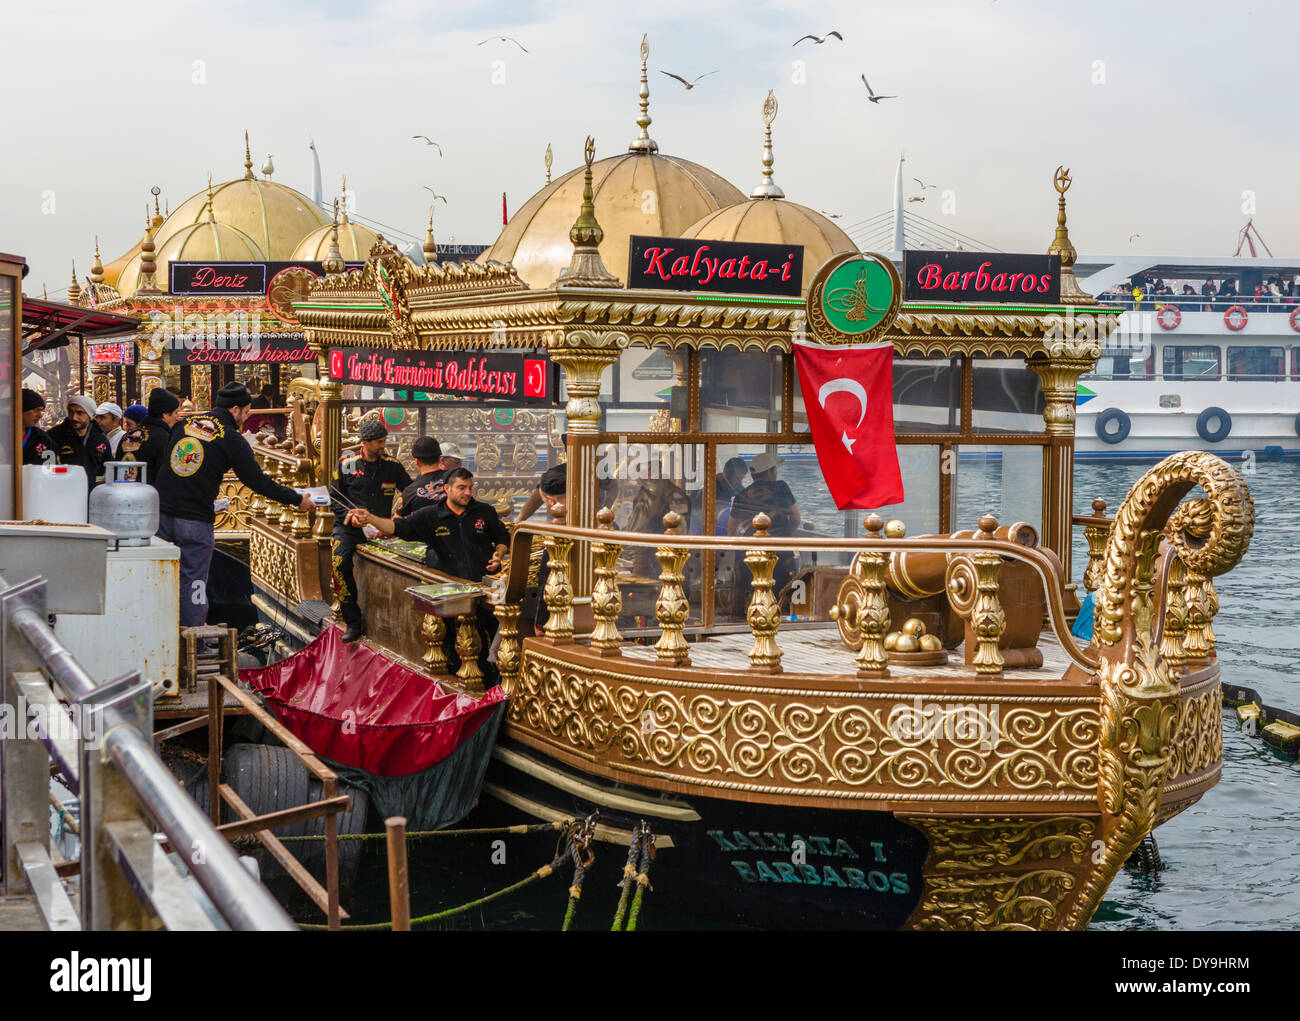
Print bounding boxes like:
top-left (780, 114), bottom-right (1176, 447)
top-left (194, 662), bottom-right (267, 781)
top-left (523, 359), bottom-right (548, 398)
top-left (793, 339), bottom-right (904, 509)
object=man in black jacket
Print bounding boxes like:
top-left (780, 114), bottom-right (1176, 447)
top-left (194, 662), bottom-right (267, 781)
top-left (393, 436), bottom-right (444, 517)
top-left (329, 419), bottom-right (411, 642)
top-left (47, 395), bottom-right (112, 487)
top-left (121, 387), bottom-right (184, 486)
top-left (21, 388), bottom-right (56, 466)
top-left (155, 382), bottom-right (312, 627)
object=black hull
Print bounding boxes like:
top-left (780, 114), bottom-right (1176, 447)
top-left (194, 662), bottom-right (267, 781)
top-left (481, 736), bottom-right (930, 931)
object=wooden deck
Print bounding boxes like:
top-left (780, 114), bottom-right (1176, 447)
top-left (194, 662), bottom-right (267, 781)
top-left (617, 625), bottom-right (1071, 679)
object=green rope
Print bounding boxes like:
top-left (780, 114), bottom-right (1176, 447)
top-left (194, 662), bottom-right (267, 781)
top-left (610, 823), bottom-right (645, 931)
top-left (299, 854), bottom-right (566, 931)
top-left (625, 831), bottom-right (656, 932)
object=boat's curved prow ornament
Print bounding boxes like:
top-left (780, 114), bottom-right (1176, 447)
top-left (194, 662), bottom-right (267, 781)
top-left (1065, 450), bottom-right (1255, 928)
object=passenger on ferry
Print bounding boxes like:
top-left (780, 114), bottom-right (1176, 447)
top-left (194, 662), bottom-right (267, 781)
top-left (329, 418), bottom-right (412, 643)
top-left (515, 434), bottom-right (567, 522)
top-left (21, 388), bottom-right (55, 466)
top-left (394, 436), bottom-right (445, 516)
top-left (437, 442), bottom-right (464, 473)
top-left (728, 451), bottom-right (801, 599)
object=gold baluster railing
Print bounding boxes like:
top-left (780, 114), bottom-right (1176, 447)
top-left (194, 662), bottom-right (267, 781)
top-left (542, 501), bottom-right (574, 644)
top-left (1157, 553), bottom-right (1189, 671)
top-left (744, 513), bottom-right (782, 673)
top-left (493, 604), bottom-right (522, 692)
top-left (855, 514), bottom-right (891, 679)
top-left (589, 507), bottom-right (624, 657)
top-left (654, 511), bottom-right (691, 667)
top-left (970, 514), bottom-right (1007, 676)
top-left (1081, 497), bottom-right (1110, 593)
top-left (420, 613), bottom-right (448, 674)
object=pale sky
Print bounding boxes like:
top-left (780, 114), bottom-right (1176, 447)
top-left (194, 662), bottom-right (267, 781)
top-left (4, 0), bottom-right (1297, 298)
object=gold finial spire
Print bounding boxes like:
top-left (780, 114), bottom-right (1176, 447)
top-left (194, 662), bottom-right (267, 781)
top-left (339, 175), bottom-right (350, 224)
top-left (1047, 165), bottom-right (1093, 303)
top-left (68, 260), bottom-right (82, 305)
top-left (90, 236), bottom-right (105, 284)
top-left (544, 142), bottom-right (553, 185)
top-left (750, 90), bottom-right (785, 199)
top-left (139, 198), bottom-right (160, 293)
top-left (151, 185), bottom-right (164, 228)
top-left (628, 34), bottom-right (658, 153)
top-left (206, 173), bottom-right (217, 223)
top-left (322, 199), bottom-right (346, 274)
top-left (244, 130), bottom-right (254, 180)
top-left (556, 137), bottom-right (621, 288)
top-left (423, 206), bottom-right (438, 263)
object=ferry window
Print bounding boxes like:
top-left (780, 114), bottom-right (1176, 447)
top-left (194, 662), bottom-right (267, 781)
top-left (1227, 346), bottom-right (1284, 380)
top-left (954, 445), bottom-right (1043, 537)
top-left (699, 349), bottom-right (782, 432)
top-left (602, 348), bottom-right (679, 433)
top-left (892, 357), bottom-right (960, 433)
top-left (1162, 345), bottom-right (1220, 381)
top-left (971, 359), bottom-right (1045, 434)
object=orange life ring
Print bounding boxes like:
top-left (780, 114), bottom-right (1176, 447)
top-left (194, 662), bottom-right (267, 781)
top-left (1224, 305), bottom-right (1248, 330)
top-left (1290, 306), bottom-right (1300, 332)
top-left (1156, 304), bottom-right (1181, 330)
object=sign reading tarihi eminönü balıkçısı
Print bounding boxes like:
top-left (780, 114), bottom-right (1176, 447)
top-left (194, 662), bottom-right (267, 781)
top-left (903, 251), bottom-right (1062, 304)
top-left (627, 235), bottom-right (804, 297)
top-left (328, 348), bottom-right (553, 404)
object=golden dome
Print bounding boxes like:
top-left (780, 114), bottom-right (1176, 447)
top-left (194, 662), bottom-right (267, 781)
top-left (682, 200), bottom-right (857, 294)
top-left (116, 217), bottom-right (264, 296)
top-left (480, 37), bottom-right (743, 289)
top-left (102, 237), bottom-right (142, 289)
top-left (155, 137), bottom-right (328, 259)
top-left (682, 90), bottom-right (856, 293)
top-left (291, 192), bottom-right (381, 263)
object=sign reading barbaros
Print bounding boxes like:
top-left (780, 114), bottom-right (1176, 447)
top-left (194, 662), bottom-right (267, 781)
top-left (903, 251), bottom-right (1061, 305)
top-left (628, 235), bottom-right (804, 298)
top-left (328, 348), bottom-right (552, 403)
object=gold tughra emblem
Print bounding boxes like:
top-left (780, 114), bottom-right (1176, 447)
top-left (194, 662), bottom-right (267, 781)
top-left (830, 266), bottom-right (889, 321)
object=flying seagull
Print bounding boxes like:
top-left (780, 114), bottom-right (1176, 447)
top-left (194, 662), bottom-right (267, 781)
top-left (478, 36), bottom-right (528, 52)
top-left (907, 195), bottom-right (926, 203)
top-left (423, 186), bottom-right (448, 203)
top-left (1129, 233), bottom-right (1142, 243)
top-left (794, 31), bottom-right (842, 45)
top-left (412, 136), bottom-right (443, 155)
top-left (913, 177), bottom-right (935, 190)
top-left (659, 69), bottom-right (720, 90)
top-left (861, 75), bottom-right (897, 103)
top-left (819, 210), bottom-right (843, 219)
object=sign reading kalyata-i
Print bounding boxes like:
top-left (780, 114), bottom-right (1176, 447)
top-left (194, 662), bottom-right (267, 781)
top-left (329, 348), bottom-right (552, 404)
top-left (903, 251), bottom-right (1061, 304)
top-left (627, 235), bottom-right (804, 297)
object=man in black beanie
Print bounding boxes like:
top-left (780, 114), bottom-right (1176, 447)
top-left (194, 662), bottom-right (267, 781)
top-left (21, 388), bottom-right (56, 466)
top-left (155, 382), bottom-right (313, 628)
top-left (121, 387), bottom-right (184, 486)
top-left (328, 418), bottom-right (411, 642)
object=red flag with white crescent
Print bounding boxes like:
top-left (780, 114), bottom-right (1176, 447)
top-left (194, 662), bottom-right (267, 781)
top-left (792, 338), bottom-right (903, 509)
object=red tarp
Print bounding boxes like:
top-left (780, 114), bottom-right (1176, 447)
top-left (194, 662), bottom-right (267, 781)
top-left (239, 628), bottom-right (507, 776)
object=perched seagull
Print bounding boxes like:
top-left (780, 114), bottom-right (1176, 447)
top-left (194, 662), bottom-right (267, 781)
top-left (423, 186), bottom-right (448, 203)
top-left (412, 136), bottom-right (443, 155)
top-left (913, 177), bottom-right (936, 190)
top-left (261, 153), bottom-right (275, 178)
top-left (659, 69), bottom-right (720, 90)
top-left (478, 35), bottom-right (528, 52)
top-left (794, 31), bottom-right (843, 45)
top-left (861, 75), bottom-right (898, 103)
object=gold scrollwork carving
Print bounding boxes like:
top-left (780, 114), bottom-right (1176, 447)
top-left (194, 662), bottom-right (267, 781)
top-left (250, 529), bottom-right (298, 604)
top-left (1166, 685), bottom-right (1223, 781)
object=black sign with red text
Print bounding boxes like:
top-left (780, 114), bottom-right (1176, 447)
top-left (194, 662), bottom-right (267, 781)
top-left (170, 261), bottom-right (364, 295)
top-left (903, 251), bottom-right (1061, 304)
top-left (174, 334), bottom-right (314, 365)
top-left (328, 348), bottom-right (552, 404)
top-left (627, 235), bottom-right (803, 297)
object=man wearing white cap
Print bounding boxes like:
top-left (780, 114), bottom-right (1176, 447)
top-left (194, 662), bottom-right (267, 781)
top-left (94, 402), bottom-right (126, 457)
top-left (438, 442), bottom-right (464, 473)
top-left (48, 395), bottom-right (112, 488)
top-left (728, 450), bottom-right (802, 607)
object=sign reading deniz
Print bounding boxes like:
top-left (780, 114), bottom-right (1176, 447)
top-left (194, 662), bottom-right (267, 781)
top-left (329, 347), bottom-right (552, 404)
top-left (170, 261), bottom-right (363, 295)
top-left (628, 235), bottom-right (804, 298)
top-left (903, 250), bottom-right (1061, 304)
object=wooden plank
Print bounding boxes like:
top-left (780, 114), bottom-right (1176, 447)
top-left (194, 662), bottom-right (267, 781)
top-left (212, 675), bottom-right (337, 784)
top-left (218, 784), bottom-right (349, 921)
top-left (15, 842), bottom-right (80, 931)
top-left (152, 715), bottom-right (210, 743)
top-left (214, 795), bottom-right (350, 840)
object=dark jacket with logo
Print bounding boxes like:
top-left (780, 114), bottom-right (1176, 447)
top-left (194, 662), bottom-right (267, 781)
top-left (156, 407), bottom-right (300, 523)
top-left (330, 451), bottom-right (411, 537)
top-left (22, 425), bottom-right (56, 466)
top-left (47, 419), bottom-right (112, 487)
top-left (395, 469), bottom-right (445, 517)
top-left (392, 497), bottom-right (509, 579)
top-left (121, 415), bottom-right (178, 486)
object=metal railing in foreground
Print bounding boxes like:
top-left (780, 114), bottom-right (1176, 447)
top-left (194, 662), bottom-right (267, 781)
top-left (0, 574), bottom-right (296, 931)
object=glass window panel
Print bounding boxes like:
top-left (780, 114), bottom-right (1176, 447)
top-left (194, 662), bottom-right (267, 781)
top-left (892, 357), bottom-right (961, 433)
top-left (1227, 346), bottom-right (1284, 380)
top-left (597, 348), bottom-right (676, 433)
top-left (954, 445), bottom-right (1043, 536)
top-left (1161, 345), bottom-right (1221, 381)
top-left (972, 359), bottom-right (1044, 434)
top-left (699, 349), bottom-right (782, 432)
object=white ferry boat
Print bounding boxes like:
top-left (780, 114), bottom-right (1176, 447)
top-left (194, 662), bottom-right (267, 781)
top-left (1073, 254), bottom-right (1300, 462)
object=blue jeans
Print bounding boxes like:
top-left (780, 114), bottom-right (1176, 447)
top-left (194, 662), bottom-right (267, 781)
top-left (158, 514), bottom-right (215, 628)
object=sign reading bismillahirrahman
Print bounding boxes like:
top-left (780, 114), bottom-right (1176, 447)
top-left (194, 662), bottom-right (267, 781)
top-left (796, 253), bottom-right (904, 509)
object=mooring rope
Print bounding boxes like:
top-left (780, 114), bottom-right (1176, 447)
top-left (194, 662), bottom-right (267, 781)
top-left (624, 827), bottom-right (657, 932)
top-left (560, 815), bottom-right (597, 932)
top-left (609, 822), bottom-right (646, 931)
